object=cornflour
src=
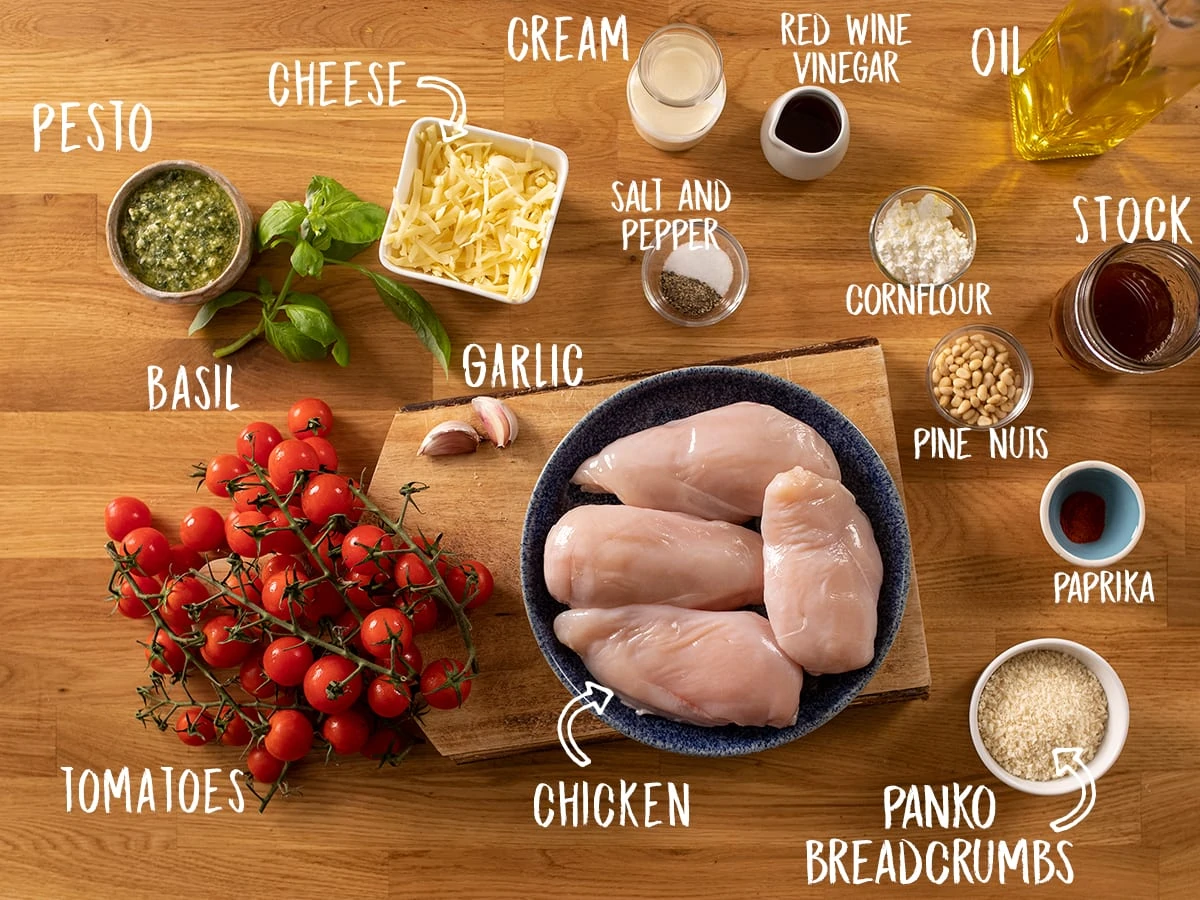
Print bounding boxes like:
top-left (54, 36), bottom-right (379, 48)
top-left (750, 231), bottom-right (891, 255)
top-left (875, 193), bottom-right (972, 285)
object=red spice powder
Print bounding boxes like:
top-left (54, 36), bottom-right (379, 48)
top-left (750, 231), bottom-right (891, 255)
top-left (1060, 491), bottom-right (1106, 544)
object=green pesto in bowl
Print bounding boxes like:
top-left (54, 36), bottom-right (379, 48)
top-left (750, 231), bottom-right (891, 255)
top-left (117, 168), bottom-right (241, 293)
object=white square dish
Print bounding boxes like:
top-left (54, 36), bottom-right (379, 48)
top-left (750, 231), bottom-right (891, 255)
top-left (379, 116), bottom-right (569, 305)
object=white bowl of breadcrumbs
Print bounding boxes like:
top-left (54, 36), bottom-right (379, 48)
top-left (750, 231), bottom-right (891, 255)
top-left (969, 638), bottom-right (1129, 795)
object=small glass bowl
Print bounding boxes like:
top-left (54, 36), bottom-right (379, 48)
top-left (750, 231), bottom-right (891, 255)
top-left (642, 225), bottom-right (748, 327)
top-left (869, 186), bottom-right (976, 286)
top-left (927, 325), bottom-right (1032, 429)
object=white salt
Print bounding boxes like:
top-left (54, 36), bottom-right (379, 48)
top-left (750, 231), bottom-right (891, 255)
top-left (664, 242), bottom-right (733, 296)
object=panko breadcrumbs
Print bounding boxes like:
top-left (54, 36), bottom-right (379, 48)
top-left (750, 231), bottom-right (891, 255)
top-left (977, 649), bottom-right (1107, 782)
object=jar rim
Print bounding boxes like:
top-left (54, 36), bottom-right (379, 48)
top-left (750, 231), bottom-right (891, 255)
top-left (635, 23), bottom-right (724, 108)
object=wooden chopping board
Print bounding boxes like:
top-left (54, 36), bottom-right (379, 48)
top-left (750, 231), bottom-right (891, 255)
top-left (369, 337), bottom-right (930, 761)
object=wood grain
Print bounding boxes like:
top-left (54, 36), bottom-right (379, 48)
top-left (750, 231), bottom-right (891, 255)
top-left (369, 340), bottom-right (930, 760)
top-left (2, 0), bottom-right (1198, 896)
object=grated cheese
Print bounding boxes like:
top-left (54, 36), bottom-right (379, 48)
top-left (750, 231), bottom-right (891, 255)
top-left (977, 649), bottom-right (1108, 782)
top-left (382, 123), bottom-right (559, 301)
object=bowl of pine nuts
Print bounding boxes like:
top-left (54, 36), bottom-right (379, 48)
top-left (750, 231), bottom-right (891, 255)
top-left (927, 325), bottom-right (1032, 429)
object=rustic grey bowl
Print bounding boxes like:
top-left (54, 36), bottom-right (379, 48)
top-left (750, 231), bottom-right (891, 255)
top-left (106, 159), bottom-right (254, 305)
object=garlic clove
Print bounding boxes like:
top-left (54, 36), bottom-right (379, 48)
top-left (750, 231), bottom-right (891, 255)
top-left (472, 396), bottom-right (519, 448)
top-left (418, 420), bottom-right (481, 457)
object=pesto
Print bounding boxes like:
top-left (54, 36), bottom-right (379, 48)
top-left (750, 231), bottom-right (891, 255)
top-left (118, 168), bottom-right (240, 292)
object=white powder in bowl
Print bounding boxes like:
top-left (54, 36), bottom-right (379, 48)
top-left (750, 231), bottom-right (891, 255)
top-left (664, 242), bottom-right (733, 296)
top-left (874, 192), bottom-right (973, 285)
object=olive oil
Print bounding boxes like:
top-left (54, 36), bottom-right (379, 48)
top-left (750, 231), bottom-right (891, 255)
top-left (1010, 0), bottom-right (1200, 160)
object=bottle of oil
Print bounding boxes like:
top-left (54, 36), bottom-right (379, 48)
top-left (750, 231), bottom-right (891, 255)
top-left (1010, 0), bottom-right (1200, 160)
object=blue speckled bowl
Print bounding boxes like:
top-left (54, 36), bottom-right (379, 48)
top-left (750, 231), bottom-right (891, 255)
top-left (519, 366), bottom-right (912, 756)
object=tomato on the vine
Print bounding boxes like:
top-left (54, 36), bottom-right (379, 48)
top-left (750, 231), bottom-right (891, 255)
top-left (303, 654), bottom-right (362, 714)
top-left (288, 398), bottom-right (334, 439)
top-left (246, 746), bottom-right (286, 783)
top-left (342, 525), bottom-right (393, 573)
top-left (200, 614), bottom-right (253, 668)
top-left (331, 610), bottom-right (365, 652)
top-left (116, 571), bottom-right (160, 619)
top-left (261, 567), bottom-right (312, 621)
top-left (261, 636), bottom-right (314, 687)
top-left (393, 552), bottom-right (438, 594)
top-left (218, 707), bottom-right (256, 746)
top-left (301, 473), bottom-right (354, 527)
top-left (145, 627), bottom-right (185, 674)
top-left (179, 506), bottom-right (225, 553)
top-left (236, 421), bottom-right (284, 467)
top-left (167, 543), bottom-right (205, 577)
top-left (311, 528), bottom-right (345, 571)
top-left (205, 453), bottom-right (250, 499)
top-left (445, 560), bottom-right (495, 610)
top-left (322, 710), bottom-right (370, 755)
top-left (404, 595), bottom-right (439, 634)
top-left (264, 506), bottom-right (306, 556)
top-left (259, 552), bottom-right (305, 582)
top-left (421, 658), bottom-right (472, 709)
top-left (239, 654), bottom-right (276, 699)
top-left (225, 509), bottom-right (269, 558)
top-left (360, 608), bottom-right (415, 659)
top-left (361, 728), bottom-right (409, 761)
top-left (368, 676), bottom-right (413, 718)
top-left (307, 581), bottom-right (346, 621)
top-left (105, 496), bottom-right (151, 542)
top-left (265, 709), bottom-right (313, 762)
top-left (230, 474), bottom-right (271, 512)
top-left (161, 574), bottom-right (207, 633)
top-left (120, 527), bottom-right (170, 577)
top-left (302, 436), bottom-right (338, 472)
top-left (175, 707), bottom-right (217, 746)
top-left (267, 439), bottom-right (319, 493)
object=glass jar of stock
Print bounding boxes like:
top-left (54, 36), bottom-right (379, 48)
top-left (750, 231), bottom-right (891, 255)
top-left (1011, 0), bottom-right (1200, 160)
top-left (626, 23), bottom-right (726, 152)
top-left (1050, 240), bottom-right (1200, 373)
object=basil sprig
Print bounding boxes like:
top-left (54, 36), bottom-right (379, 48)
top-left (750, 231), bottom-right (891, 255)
top-left (190, 176), bottom-right (450, 372)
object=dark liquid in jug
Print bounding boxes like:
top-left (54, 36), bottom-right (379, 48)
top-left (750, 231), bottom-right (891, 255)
top-left (774, 95), bottom-right (841, 153)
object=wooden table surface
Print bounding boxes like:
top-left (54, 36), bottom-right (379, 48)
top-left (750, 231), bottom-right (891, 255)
top-left (2, 1), bottom-right (1198, 898)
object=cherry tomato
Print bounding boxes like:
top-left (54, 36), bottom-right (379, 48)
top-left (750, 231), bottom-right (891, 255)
top-left (307, 581), bottom-right (346, 621)
top-left (239, 654), bottom-right (276, 699)
top-left (225, 509), bottom-right (269, 558)
top-left (396, 643), bottom-right (424, 678)
top-left (179, 506), bottom-right (225, 553)
top-left (311, 528), bottom-right (345, 572)
top-left (360, 608), bottom-right (415, 659)
top-left (116, 571), bottom-right (160, 619)
top-left (246, 746), bottom-right (286, 782)
top-left (262, 636), bottom-right (314, 687)
top-left (362, 727), bottom-right (409, 761)
top-left (446, 560), bottom-right (495, 610)
top-left (258, 553), bottom-right (303, 582)
top-left (404, 595), bottom-right (439, 635)
top-left (344, 571), bottom-right (391, 611)
top-left (394, 552), bottom-right (436, 592)
top-left (231, 474), bottom-right (271, 512)
top-left (300, 473), bottom-right (354, 527)
top-left (145, 627), bottom-right (185, 674)
top-left (216, 566), bottom-right (262, 611)
top-left (265, 709), bottom-right (314, 762)
top-left (267, 439), bottom-right (319, 494)
top-left (205, 453), bottom-right (250, 499)
top-left (288, 398), bottom-right (334, 439)
top-left (200, 614), bottom-right (252, 668)
top-left (412, 535), bottom-right (450, 577)
top-left (166, 543), bottom-right (205, 577)
top-left (264, 506), bottom-right (306, 556)
top-left (331, 610), bottom-right (364, 652)
top-left (342, 525), bottom-right (393, 573)
top-left (161, 574), bottom-right (208, 633)
top-left (368, 677), bottom-right (413, 718)
top-left (261, 567), bottom-right (311, 621)
top-left (105, 496), bottom-right (151, 541)
top-left (219, 707), bottom-right (257, 746)
top-left (120, 527), bottom-right (170, 577)
top-left (421, 658), bottom-right (472, 709)
top-left (237, 421), bottom-right (284, 467)
top-left (175, 707), bottom-right (217, 746)
top-left (302, 436), bottom-right (339, 472)
top-left (303, 655), bottom-right (362, 714)
top-left (322, 710), bottom-right (371, 755)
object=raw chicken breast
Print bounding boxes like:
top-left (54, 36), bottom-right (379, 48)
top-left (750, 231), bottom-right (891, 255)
top-left (570, 401), bottom-right (841, 523)
top-left (760, 466), bottom-right (883, 675)
top-left (544, 505), bottom-right (764, 610)
top-left (553, 605), bottom-right (804, 728)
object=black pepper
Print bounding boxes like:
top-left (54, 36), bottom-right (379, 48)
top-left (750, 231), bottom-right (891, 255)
top-left (659, 270), bottom-right (722, 318)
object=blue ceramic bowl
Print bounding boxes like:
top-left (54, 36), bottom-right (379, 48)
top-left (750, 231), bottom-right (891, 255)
top-left (519, 366), bottom-right (913, 756)
top-left (1040, 461), bottom-right (1145, 567)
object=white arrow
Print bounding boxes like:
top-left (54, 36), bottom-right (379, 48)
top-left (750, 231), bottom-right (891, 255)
top-left (1049, 747), bottom-right (1097, 833)
top-left (556, 681), bottom-right (615, 768)
top-left (416, 75), bottom-right (469, 142)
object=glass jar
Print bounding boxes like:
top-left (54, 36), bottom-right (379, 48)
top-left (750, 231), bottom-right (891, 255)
top-left (1011, 0), bottom-right (1200, 160)
top-left (1050, 240), bottom-right (1200, 373)
top-left (627, 24), bottom-right (726, 152)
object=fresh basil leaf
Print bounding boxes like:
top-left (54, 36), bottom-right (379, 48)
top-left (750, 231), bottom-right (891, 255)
top-left (257, 200), bottom-right (305, 250)
top-left (331, 331), bottom-right (350, 367)
top-left (188, 291), bottom-right (256, 335)
top-left (290, 239), bottom-right (325, 278)
top-left (324, 239), bottom-right (374, 262)
top-left (366, 271), bottom-right (451, 375)
top-left (283, 302), bottom-right (338, 345)
top-left (324, 202), bottom-right (386, 244)
top-left (283, 292), bottom-right (334, 315)
top-left (263, 315), bottom-right (328, 363)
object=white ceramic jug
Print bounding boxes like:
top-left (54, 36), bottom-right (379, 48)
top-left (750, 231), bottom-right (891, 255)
top-left (760, 86), bottom-right (850, 181)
